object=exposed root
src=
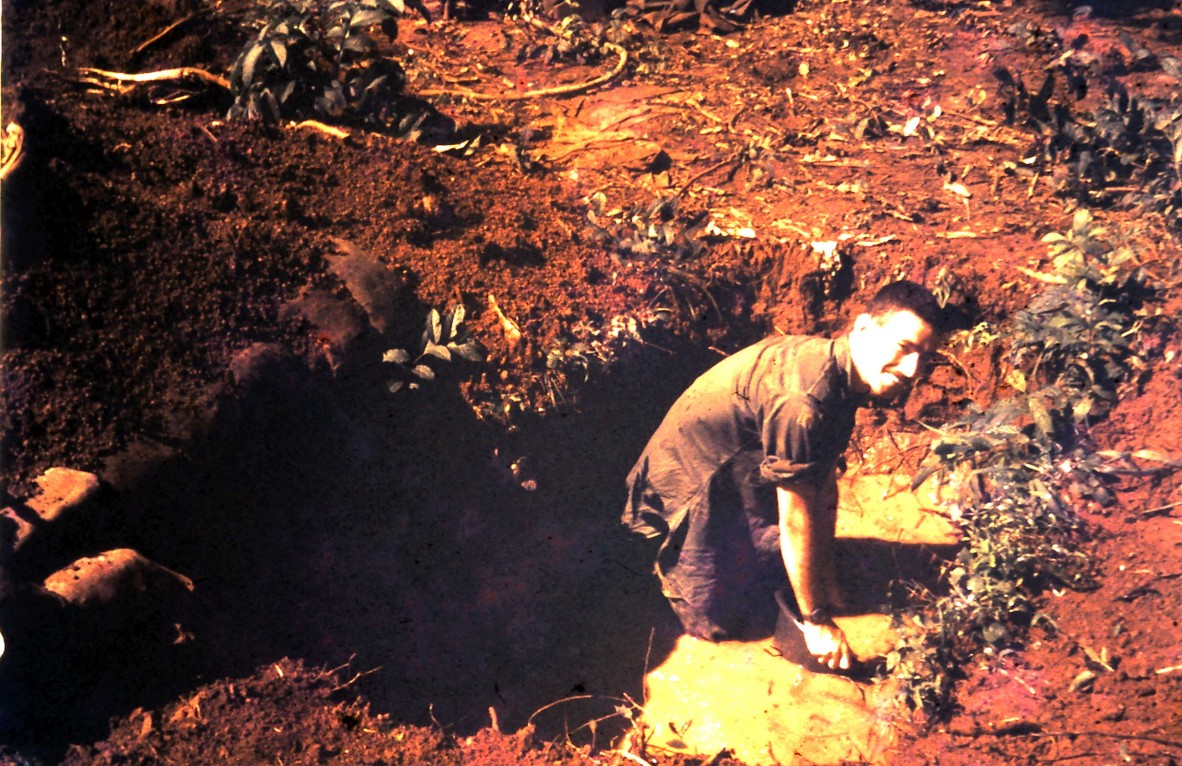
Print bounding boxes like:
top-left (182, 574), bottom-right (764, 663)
top-left (131, 12), bottom-right (206, 58)
top-left (77, 66), bottom-right (231, 97)
top-left (415, 42), bottom-right (627, 102)
top-left (1, 122), bottom-right (24, 181)
top-left (291, 120), bottom-right (351, 140)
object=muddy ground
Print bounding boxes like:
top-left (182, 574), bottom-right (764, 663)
top-left (2, 0), bottom-right (1182, 763)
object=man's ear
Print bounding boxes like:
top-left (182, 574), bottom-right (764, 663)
top-left (851, 313), bottom-right (872, 334)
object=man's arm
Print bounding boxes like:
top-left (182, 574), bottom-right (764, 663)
top-left (777, 477), bottom-right (853, 671)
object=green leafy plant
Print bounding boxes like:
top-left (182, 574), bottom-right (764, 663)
top-left (383, 305), bottom-right (486, 393)
top-left (889, 210), bottom-right (1155, 715)
top-left (228, 0), bottom-right (408, 124)
top-left (994, 39), bottom-right (1182, 229)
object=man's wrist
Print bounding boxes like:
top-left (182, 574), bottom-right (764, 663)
top-left (804, 605), bottom-right (833, 625)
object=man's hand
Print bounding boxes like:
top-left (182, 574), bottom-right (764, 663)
top-left (800, 619), bottom-right (854, 671)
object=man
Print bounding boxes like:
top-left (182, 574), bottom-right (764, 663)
top-left (623, 281), bottom-right (941, 671)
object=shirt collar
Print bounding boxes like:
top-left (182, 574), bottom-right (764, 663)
top-left (832, 334), bottom-right (867, 404)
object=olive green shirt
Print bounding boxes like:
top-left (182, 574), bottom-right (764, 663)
top-left (623, 334), bottom-right (864, 638)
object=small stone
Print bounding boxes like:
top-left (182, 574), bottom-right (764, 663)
top-left (1098, 702), bottom-right (1126, 722)
top-left (25, 467), bottom-right (101, 524)
top-left (1069, 670), bottom-right (1097, 693)
top-left (1, 506), bottom-right (36, 549)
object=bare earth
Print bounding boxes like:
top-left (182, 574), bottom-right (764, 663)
top-left (2, 0), bottom-right (1181, 763)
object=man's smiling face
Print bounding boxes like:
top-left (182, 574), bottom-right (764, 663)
top-left (850, 309), bottom-right (936, 400)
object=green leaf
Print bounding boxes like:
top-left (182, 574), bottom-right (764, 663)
top-left (447, 303), bottom-right (466, 340)
top-left (427, 309), bottom-right (442, 344)
top-left (270, 39), bottom-right (288, 68)
top-left (383, 348), bottom-right (411, 364)
top-left (350, 8), bottom-right (386, 27)
top-left (910, 464), bottom-right (938, 490)
top-left (342, 35), bottom-right (371, 54)
top-left (1029, 396), bottom-right (1054, 437)
top-left (451, 341), bottom-right (485, 362)
top-left (242, 41), bottom-right (266, 88)
top-left (412, 364), bottom-right (435, 380)
top-left (388, 380), bottom-right (404, 393)
top-left (422, 342), bottom-right (452, 361)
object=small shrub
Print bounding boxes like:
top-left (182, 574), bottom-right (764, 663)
top-left (892, 210), bottom-right (1155, 716)
top-left (384, 305), bottom-right (485, 393)
top-left (228, 0), bottom-right (408, 124)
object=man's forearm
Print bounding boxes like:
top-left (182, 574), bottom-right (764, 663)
top-left (776, 481), bottom-right (836, 616)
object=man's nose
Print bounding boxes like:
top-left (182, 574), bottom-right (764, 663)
top-left (897, 352), bottom-right (920, 378)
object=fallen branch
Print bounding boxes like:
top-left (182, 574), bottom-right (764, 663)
top-left (415, 42), bottom-right (627, 102)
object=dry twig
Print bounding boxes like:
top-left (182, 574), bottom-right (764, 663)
top-left (416, 43), bottom-right (627, 102)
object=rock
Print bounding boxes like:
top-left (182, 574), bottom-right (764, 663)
top-left (325, 238), bottom-right (409, 336)
top-left (25, 467), bottom-right (101, 525)
top-left (43, 548), bottom-right (193, 610)
top-left (229, 342), bottom-right (287, 388)
top-left (0, 505), bottom-right (36, 550)
top-left (281, 287), bottom-right (367, 369)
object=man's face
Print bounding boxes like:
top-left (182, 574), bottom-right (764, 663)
top-left (852, 310), bottom-right (936, 400)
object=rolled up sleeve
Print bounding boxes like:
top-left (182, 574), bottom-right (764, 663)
top-left (757, 397), bottom-right (835, 486)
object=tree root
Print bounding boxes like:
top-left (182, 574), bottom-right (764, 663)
top-left (131, 12), bottom-right (207, 59)
top-left (1, 122), bottom-right (24, 181)
top-left (77, 66), bottom-right (231, 97)
top-left (947, 720), bottom-right (1182, 749)
top-left (415, 42), bottom-right (627, 102)
top-left (292, 120), bottom-right (351, 140)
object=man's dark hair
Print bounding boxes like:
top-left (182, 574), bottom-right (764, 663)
top-left (864, 280), bottom-right (943, 332)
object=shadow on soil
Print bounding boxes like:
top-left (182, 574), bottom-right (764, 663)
top-left (3, 331), bottom-right (961, 762)
top-left (3, 338), bottom-right (723, 759)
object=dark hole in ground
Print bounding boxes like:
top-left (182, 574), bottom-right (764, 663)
top-left (2, 332), bottom-right (732, 761)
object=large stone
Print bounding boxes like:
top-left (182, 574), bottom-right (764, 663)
top-left (25, 467), bottom-right (101, 525)
top-left (43, 548), bottom-right (193, 610)
top-left (324, 238), bottom-right (409, 336)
